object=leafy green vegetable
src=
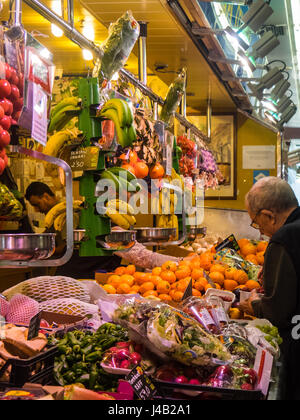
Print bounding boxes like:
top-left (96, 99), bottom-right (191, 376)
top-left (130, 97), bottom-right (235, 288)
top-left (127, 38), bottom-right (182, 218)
top-left (160, 68), bottom-right (187, 126)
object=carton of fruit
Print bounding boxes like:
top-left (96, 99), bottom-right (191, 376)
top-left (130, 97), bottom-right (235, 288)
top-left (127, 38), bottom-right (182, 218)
top-left (205, 289), bottom-right (235, 312)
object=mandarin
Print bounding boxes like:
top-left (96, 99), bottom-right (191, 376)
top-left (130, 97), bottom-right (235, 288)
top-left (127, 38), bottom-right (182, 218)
top-left (245, 254), bottom-right (259, 265)
top-left (152, 267), bottom-right (162, 276)
top-left (115, 267), bottom-right (127, 276)
top-left (200, 253), bottom-right (215, 271)
top-left (194, 280), bottom-right (205, 292)
top-left (210, 263), bottom-right (226, 275)
top-left (224, 267), bottom-right (237, 280)
top-left (158, 294), bottom-right (172, 302)
top-left (130, 285), bottom-right (140, 294)
top-left (139, 282), bottom-right (155, 295)
top-left (176, 278), bottom-right (191, 292)
top-left (116, 283), bottom-right (131, 294)
top-left (257, 241), bottom-right (268, 253)
top-left (161, 261), bottom-right (177, 272)
top-left (245, 280), bottom-right (261, 290)
top-left (205, 284), bottom-right (214, 292)
top-left (175, 266), bottom-right (191, 280)
top-left (157, 280), bottom-right (171, 294)
top-left (103, 284), bottom-right (116, 294)
top-left (120, 274), bottom-right (135, 287)
top-left (161, 270), bottom-right (177, 284)
top-left (150, 275), bottom-right (161, 287)
top-left (143, 290), bottom-right (158, 298)
top-left (125, 265), bottom-right (136, 275)
top-left (134, 272), bottom-right (148, 285)
top-left (224, 280), bottom-right (239, 291)
top-left (233, 270), bottom-right (249, 285)
top-left (238, 238), bottom-right (250, 249)
top-left (172, 291), bottom-right (184, 302)
top-left (209, 271), bottom-right (225, 287)
top-left (192, 288), bottom-right (202, 297)
top-left (190, 258), bottom-right (202, 270)
top-left (241, 243), bottom-right (257, 257)
top-left (107, 275), bottom-right (121, 288)
top-left (191, 268), bottom-right (204, 281)
top-left (256, 252), bottom-right (265, 266)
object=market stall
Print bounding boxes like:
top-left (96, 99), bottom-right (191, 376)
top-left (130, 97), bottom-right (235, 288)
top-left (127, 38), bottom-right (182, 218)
top-left (0, 0), bottom-right (283, 402)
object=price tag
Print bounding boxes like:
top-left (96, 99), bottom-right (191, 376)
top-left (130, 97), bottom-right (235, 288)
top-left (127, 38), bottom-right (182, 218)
top-left (215, 234), bottom-right (240, 253)
top-left (27, 312), bottom-right (42, 341)
top-left (126, 365), bottom-right (159, 400)
top-left (68, 147), bottom-right (100, 172)
top-left (182, 278), bottom-right (193, 301)
top-left (203, 272), bottom-right (216, 289)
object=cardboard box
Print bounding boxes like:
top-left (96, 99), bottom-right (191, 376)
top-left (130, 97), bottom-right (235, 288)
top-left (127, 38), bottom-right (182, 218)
top-left (95, 272), bottom-right (114, 285)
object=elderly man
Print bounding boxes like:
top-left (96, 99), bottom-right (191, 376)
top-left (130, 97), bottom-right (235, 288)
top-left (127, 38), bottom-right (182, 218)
top-left (240, 176), bottom-right (300, 400)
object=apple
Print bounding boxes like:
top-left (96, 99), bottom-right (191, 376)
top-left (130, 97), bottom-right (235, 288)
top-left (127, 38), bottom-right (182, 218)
top-left (0, 130), bottom-right (11, 148)
top-left (9, 85), bottom-right (20, 102)
top-left (0, 80), bottom-right (12, 99)
top-left (0, 116), bottom-right (11, 131)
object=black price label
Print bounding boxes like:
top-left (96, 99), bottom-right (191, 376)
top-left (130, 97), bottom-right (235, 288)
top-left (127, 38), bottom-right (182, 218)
top-left (126, 365), bottom-right (159, 400)
top-left (27, 312), bottom-right (42, 341)
top-left (215, 234), bottom-right (240, 253)
top-left (182, 279), bottom-right (193, 301)
top-left (68, 147), bottom-right (100, 172)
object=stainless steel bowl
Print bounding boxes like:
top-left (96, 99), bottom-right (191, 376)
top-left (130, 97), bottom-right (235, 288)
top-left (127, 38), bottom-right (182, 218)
top-left (135, 227), bottom-right (177, 244)
top-left (187, 227), bottom-right (207, 242)
top-left (96, 230), bottom-right (136, 252)
top-left (0, 233), bottom-right (56, 261)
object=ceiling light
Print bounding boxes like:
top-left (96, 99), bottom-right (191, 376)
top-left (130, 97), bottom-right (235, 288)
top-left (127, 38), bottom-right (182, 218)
top-left (51, 24), bottom-right (63, 38)
top-left (278, 104), bottom-right (297, 127)
top-left (248, 67), bottom-right (284, 99)
top-left (51, 0), bottom-right (63, 37)
top-left (82, 49), bottom-right (93, 61)
top-left (248, 31), bottom-right (280, 60)
top-left (276, 94), bottom-right (293, 114)
top-left (82, 23), bottom-right (95, 42)
top-left (261, 99), bottom-right (278, 113)
top-left (240, 0), bottom-right (274, 33)
top-left (264, 110), bottom-right (280, 124)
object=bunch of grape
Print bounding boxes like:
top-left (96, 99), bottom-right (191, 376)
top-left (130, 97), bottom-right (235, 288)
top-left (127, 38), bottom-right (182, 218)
top-left (256, 325), bottom-right (283, 348)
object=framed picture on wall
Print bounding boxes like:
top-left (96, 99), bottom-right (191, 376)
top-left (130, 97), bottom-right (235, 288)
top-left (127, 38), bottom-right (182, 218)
top-left (188, 114), bottom-right (237, 200)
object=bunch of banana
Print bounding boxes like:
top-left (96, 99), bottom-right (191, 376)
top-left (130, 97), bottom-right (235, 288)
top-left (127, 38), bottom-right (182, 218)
top-left (105, 199), bottom-right (136, 230)
top-left (100, 167), bottom-right (140, 194)
top-left (49, 97), bottom-right (81, 134)
top-left (44, 127), bottom-right (82, 159)
top-left (157, 214), bottom-right (179, 239)
top-left (158, 189), bottom-right (178, 215)
top-left (45, 200), bottom-right (83, 230)
top-left (97, 98), bottom-right (136, 148)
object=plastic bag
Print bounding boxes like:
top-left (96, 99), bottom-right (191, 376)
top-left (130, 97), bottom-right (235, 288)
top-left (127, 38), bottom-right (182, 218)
top-left (216, 248), bottom-right (261, 282)
top-left (159, 68), bottom-right (186, 126)
top-left (96, 11), bottom-right (140, 87)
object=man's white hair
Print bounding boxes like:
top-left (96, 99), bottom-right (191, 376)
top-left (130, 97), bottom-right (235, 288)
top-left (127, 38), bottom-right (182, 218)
top-left (246, 177), bottom-right (299, 214)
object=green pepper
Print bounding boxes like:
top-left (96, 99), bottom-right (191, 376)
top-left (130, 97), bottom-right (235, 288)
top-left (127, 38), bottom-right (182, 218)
top-left (63, 371), bottom-right (77, 384)
top-left (81, 344), bottom-right (94, 355)
top-left (67, 332), bottom-right (80, 346)
top-left (73, 344), bottom-right (81, 353)
top-left (86, 351), bottom-right (103, 362)
top-left (89, 364), bottom-right (98, 390)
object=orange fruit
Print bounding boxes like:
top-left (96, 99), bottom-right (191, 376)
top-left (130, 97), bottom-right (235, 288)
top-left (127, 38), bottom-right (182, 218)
top-left (121, 164), bottom-right (136, 176)
top-left (120, 274), bottom-right (135, 287)
top-left (225, 267), bottom-right (237, 280)
top-left (150, 275), bottom-right (161, 287)
top-left (191, 268), bottom-right (204, 281)
top-left (233, 270), bottom-right (249, 285)
top-left (152, 267), bottom-right (162, 276)
top-left (209, 272), bottom-right (225, 287)
top-left (241, 243), bottom-right (257, 257)
top-left (224, 280), bottom-right (239, 291)
top-left (172, 291), bottom-right (184, 302)
top-left (115, 267), bottom-right (127, 276)
top-left (162, 261), bottom-right (177, 272)
top-left (143, 290), bottom-right (158, 298)
top-left (200, 253), bottom-right (215, 271)
top-left (116, 283), bottom-right (131, 294)
top-left (175, 266), bottom-right (191, 280)
top-left (161, 270), bottom-right (177, 284)
top-left (190, 258), bottom-right (202, 270)
top-left (176, 278), bottom-right (192, 292)
top-left (257, 241), bottom-right (268, 253)
top-left (256, 252), bottom-right (265, 266)
top-left (134, 161), bottom-right (149, 179)
top-left (210, 264), bottom-right (226, 275)
top-left (149, 163), bottom-right (165, 179)
top-left (129, 150), bottom-right (138, 165)
top-left (214, 283), bottom-right (221, 290)
top-left (130, 285), bottom-right (140, 294)
top-left (157, 280), bottom-right (171, 295)
top-left (134, 272), bottom-right (147, 285)
top-left (139, 282), bottom-right (155, 295)
top-left (103, 284), bottom-right (116, 294)
top-left (238, 239), bottom-right (250, 249)
top-left (205, 284), bottom-right (214, 292)
top-left (245, 254), bottom-right (259, 265)
top-left (158, 294), bottom-right (172, 302)
top-left (194, 280), bottom-right (205, 292)
top-left (107, 275), bottom-right (121, 288)
top-left (192, 288), bottom-right (202, 297)
top-left (245, 280), bottom-right (261, 290)
top-left (125, 265), bottom-right (136, 275)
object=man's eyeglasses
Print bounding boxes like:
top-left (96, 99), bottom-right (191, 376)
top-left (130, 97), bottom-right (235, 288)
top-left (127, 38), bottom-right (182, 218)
top-left (250, 210), bottom-right (262, 230)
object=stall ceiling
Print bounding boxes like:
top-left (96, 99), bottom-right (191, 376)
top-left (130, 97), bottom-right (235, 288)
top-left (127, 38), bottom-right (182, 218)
top-left (1, 0), bottom-right (237, 115)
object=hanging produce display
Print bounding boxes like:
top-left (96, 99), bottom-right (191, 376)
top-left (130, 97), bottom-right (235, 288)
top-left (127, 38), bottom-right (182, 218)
top-left (159, 68), bottom-right (186, 126)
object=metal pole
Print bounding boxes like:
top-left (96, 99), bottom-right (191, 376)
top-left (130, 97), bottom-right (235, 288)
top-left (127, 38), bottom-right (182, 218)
top-left (138, 22), bottom-right (148, 84)
top-left (67, 0), bottom-right (74, 27)
top-left (207, 99), bottom-right (212, 140)
top-left (11, 0), bottom-right (22, 26)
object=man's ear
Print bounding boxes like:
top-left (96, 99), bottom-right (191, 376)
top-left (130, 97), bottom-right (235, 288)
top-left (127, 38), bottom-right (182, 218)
top-left (261, 209), bottom-right (275, 222)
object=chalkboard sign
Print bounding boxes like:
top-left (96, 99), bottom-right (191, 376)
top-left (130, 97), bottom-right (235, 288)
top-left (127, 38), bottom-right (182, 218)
top-left (67, 147), bottom-right (100, 172)
top-left (126, 365), bottom-right (159, 400)
top-left (27, 312), bottom-right (42, 341)
top-left (215, 234), bottom-right (240, 253)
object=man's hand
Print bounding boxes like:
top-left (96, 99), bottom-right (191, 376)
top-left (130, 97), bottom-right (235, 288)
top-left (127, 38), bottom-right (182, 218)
top-left (238, 290), bottom-right (261, 316)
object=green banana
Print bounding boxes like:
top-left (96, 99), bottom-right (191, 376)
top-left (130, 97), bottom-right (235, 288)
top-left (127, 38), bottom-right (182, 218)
top-left (99, 108), bottom-right (133, 148)
top-left (107, 167), bottom-right (137, 182)
top-left (100, 170), bottom-right (122, 193)
top-left (127, 125), bottom-right (137, 143)
top-left (101, 99), bottom-right (131, 128)
top-left (48, 105), bottom-right (81, 133)
top-left (50, 97), bottom-right (79, 120)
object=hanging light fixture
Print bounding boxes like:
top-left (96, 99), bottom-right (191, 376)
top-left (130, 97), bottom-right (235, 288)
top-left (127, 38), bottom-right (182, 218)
top-left (82, 49), bottom-right (93, 61)
top-left (51, 0), bottom-right (63, 37)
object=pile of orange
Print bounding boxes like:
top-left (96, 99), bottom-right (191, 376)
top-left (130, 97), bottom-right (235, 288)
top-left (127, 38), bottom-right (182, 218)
top-left (237, 238), bottom-right (268, 266)
top-left (100, 252), bottom-right (262, 303)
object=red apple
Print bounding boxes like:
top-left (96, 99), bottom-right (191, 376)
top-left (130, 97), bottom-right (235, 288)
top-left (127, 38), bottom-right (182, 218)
top-left (0, 80), bottom-right (12, 99)
top-left (0, 130), bottom-right (11, 148)
top-left (0, 116), bottom-right (11, 131)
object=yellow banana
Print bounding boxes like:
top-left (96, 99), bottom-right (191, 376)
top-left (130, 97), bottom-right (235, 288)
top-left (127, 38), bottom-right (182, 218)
top-left (54, 213), bottom-right (66, 231)
top-left (45, 201), bottom-right (67, 229)
top-left (106, 199), bottom-right (135, 216)
top-left (106, 212), bottom-right (131, 230)
top-left (122, 214), bottom-right (137, 227)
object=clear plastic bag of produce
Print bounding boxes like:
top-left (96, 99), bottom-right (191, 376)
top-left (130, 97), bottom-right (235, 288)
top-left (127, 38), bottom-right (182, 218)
top-left (98, 293), bottom-right (232, 367)
top-left (95, 11), bottom-right (140, 87)
top-left (245, 319), bottom-right (282, 359)
top-left (0, 182), bottom-right (24, 220)
top-left (159, 68), bottom-right (186, 126)
top-left (216, 247), bottom-right (261, 282)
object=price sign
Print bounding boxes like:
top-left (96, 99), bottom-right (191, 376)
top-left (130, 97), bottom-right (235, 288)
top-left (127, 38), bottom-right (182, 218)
top-left (27, 312), bottom-right (43, 341)
top-left (126, 365), bottom-right (159, 400)
top-left (68, 147), bottom-right (100, 172)
top-left (215, 234), bottom-right (240, 253)
top-left (27, 49), bottom-right (52, 94)
top-left (182, 278), bottom-right (193, 301)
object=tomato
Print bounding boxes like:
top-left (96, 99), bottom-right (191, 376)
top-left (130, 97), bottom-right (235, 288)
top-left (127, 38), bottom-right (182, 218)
top-left (0, 130), bottom-right (11, 148)
top-left (13, 97), bottom-right (23, 112)
top-left (0, 157), bottom-right (5, 175)
top-left (12, 111), bottom-right (21, 122)
top-left (10, 73), bottom-right (19, 87)
top-left (0, 99), bottom-right (10, 114)
top-left (9, 85), bottom-right (20, 102)
top-left (0, 105), bottom-right (4, 120)
top-left (0, 80), bottom-right (12, 99)
top-left (0, 116), bottom-right (11, 131)
top-left (4, 99), bottom-right (13, 116)
top-left (5, 64), bottom-right (12, 81)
